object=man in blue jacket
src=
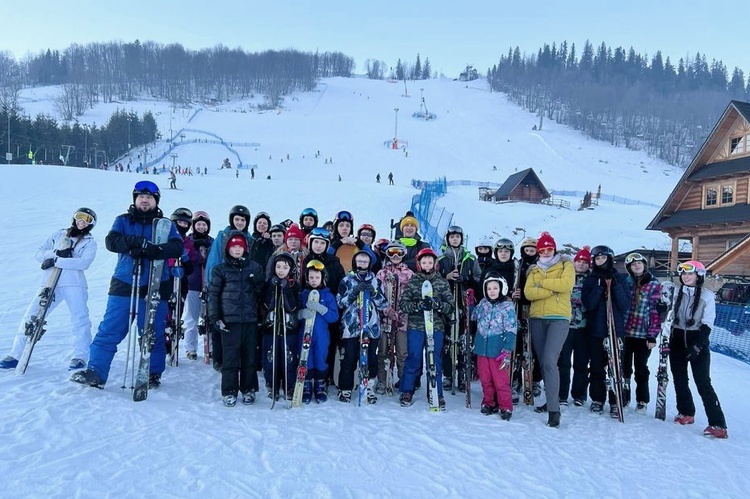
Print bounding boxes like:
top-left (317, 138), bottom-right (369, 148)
top-left (71, 180), bottom-right (183, 389)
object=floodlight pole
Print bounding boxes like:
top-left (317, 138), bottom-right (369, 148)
top-left (394, 108), bottom-right (399, 141)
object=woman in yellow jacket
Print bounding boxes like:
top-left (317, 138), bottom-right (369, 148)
top-left (524, 232), bottom-right (575, 428)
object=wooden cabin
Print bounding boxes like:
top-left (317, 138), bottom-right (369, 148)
top-left (493, 168), bottom-right (550, 203)
top-left (647, 100), bottom-right (750, 277)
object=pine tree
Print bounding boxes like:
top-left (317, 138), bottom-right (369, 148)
top-left (422, 58), bottom-right (431, 79)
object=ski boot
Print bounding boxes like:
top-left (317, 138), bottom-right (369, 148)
top-left (622, 378), bottom-right (631, 406)
top-left (68, 358), bottom-right (86, 371)
top-left (534, 403), bottom-right (548, 413)
top-left (0, 356), bottom-right (18, 369)
top-left (573, 399), bottom-right (585, 407)
top-left (366, 380), bottom-right (378, 405)
top-left (70, 368), bottom-right (105, 389)
top-left (547, 411), bottom-right (561, 428)
top-left (222, 395), bottom-right (237, 407)
top-left (338, 390), bottom-right (352, 403)
top-left (480, 404), bottom-right (499, 416)
top-left (375, 381), bottom-right (386, 395)
top-left (533, 381), bottom-right (542, 397)
top-left (703, 426), bottom-right (728, 439)
top-left (148, 374), bottom-right (161, 389)
top-left (609, 405), bottom-right (620, 419)
top-left (590, 401), bottom-right (604, 414)
top-left (314, 380), bottom-right (328, 403)
top-left (399, 392), bottom-right (414, 407)
top-left (241, 391), bottom-right (256, 405)
top-left (186, 351), bottom-right (198, 361)
top-left (438, 397), bottom-right (446, 412)
top-left (500, 409), bottom-right (513, 421)
top-left (635, 402), bottom-right (647, 415)
top-left (674, 414), bottom-right (695, 425)
top-left (302, 380), bottom-right (313, 405)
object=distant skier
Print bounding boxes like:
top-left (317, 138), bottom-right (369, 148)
top-left (388, 172), bottom-right (394, 185)
top-left (0, 209), bottom-right (98, 371)
top-left (376, 173), bottom-right (381, 183)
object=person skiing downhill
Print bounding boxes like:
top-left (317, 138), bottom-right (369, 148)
top-left (70, 181), bottom-right (182, 389)
top-left (1, 209), bottom-right (98, 371)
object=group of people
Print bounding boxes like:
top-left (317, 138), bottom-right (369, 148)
top-left (0, 181), bottom-right (728, 437)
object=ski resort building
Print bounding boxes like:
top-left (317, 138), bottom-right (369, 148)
top-left (647, 100), bottom-right (750, 277)
top-left (492, 167), bottom-right (550, 204)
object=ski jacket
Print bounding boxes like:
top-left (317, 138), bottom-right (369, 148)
top-left (336, 271), bottom-right (388, 340)
top-left (480, 258), bottom-right (517, 299)
top-left (266, 246), bottom-right (308, 284)
top-left (207, 255), bottom-right (264, 324)
top-left (297, 287), bottom-right (339, 338)
top-left (399, 271), bottom-right (454, 332)
top-left (581, 268), bottom-right (632, 339)
top-left (249, 231), bottom-right (275, 271)
top-left (259, 276), bottom-right (301, 335)
top-left (624, 272), bottom-right (662, 340)
top-left (524, 256), bottom-right (575, 320)
top-left (104, 206), bottom-right (183, 299)
top-left (36, 228), bottom-right (97, 288)
top-left (376, 262), bottom-right (414, 334)
top-left (186, 234), bottom-right (214, 291)
top-left (303, 251), bottom-right (345, 295)
top-left (672, 285), bottom-right (716, 331)
top-left (438, 246), bottom-right (481, 291)
top-left (471, 298), bottom-right (517, 358)
top-left (569, 271), bottom-right (589, 329)
top-left (399, 236), bottom-right (430, 272)
top-left (205, 225), bottom-right (253, 287)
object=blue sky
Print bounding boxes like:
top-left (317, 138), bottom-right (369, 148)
top-left (3, 0), bottom-right (746, 78)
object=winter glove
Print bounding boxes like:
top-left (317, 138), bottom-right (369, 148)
top-left (698, 324), bottom-right (711, 346)
top-left (431, 299), bottom-right (443, 311)
top-left (41, 258), bottom-right (55, 270)
top-left (171, 266), bottom-right (185, 279)
top-left (126, 235), bottom-right (147, 250)
top-left (55, 247), bottom-right (73, 258)
top-left (307, 301), bottom-right (328, 315)
top-left (419, 298), bottom-right (434, 312)
top-left (180, 253), bottom-right (190, 264)
top-left (142, 242), bottom-right (162, 259)
top-left (495, 350), bottom-right (512, 370)
top-left (298, 308), bottom-right (315, 320)
top-left (646, 337), bottom-right (657, 349)
top-left (353, 281), bottom-right (369, 295)
top-left (193, 239), bottom-right (209, 250)
top-left (213, 319), bottom-right (228, 332)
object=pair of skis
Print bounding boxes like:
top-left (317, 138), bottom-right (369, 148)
top-left (291, 290), bottom-right (319, 407)
top-left (462, 288), bottom-right (475, 408)
top-left (422, 280), bottom-right (441, 412)
top-left (383, 274), bottom-right (399, 396)
top-left (167, 260), bottom-right (184, 367)
top-left (270, 285), bottom-right (293, 409)
top-left (654, 281), bottom-right (675, 421)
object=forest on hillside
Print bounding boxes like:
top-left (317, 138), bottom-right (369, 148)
top-left (488, 41), bottom-right (750, 166)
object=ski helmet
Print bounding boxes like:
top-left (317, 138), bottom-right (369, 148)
top-left (192, 210), bottom-right (211, 233)
top-left (494, 238), bottom-right (515, 258)
top-left (677, 260), bottom-right (706, 277)
top-left (308, 227), bottom-right (330, 253)
top-left (132, 180), bottom-right (160, 204)
top-left (228, 205), bottom-right (251, 230)
top-left (170, 207), bottom-right (193, 225)
top-left (304, 259), bottom-right (328, 286)
top-left (299, 207), bottom-right (319, 228)
top-left (624, 252), bottom-right (648, 275)
top-left (444, 225), bottom-right (464, 246)
top-left (72, 207), bottom-right (97, 229)
top-left (384, 240), bottom-right (407, 259)
top-left (483, 272), bottom-right (509, 298)
top-left (415, 247), bottom-right (438, 271)
top-left (591, 245), bottom-right (615, 271)
top-left (352, 249), bottom-right (373, 272)
top-left (519, 237), bottom-right (537, 250)
top-left (357, 224), bottom-right (376, 239)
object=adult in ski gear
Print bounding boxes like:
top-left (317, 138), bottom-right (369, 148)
top-left (524, 232), bottom-right (575, 426)
top-left (397, 216), bottom-right (430, 272)
top-left (670, 261), bottom-right (728, 438)
top-left (297, 260), bottom-right (340, 403)
top-left (330, 210), bottom-right (362, 273)
top-left (511, 236), bottom-right (543, 397)
top-left (207, 232), bottom-right (264, 406)
top-left (249, 212), bottom-right (275, 270)
top-left (336, 250), bottom-right (388, 403)
top-left (398, 248), bottom-right (454, 408)
top-left (557, 246), bottom-right (591, 406)
top-left (181, 211), bottom-right (214, 360)
top-left (581, 244), bottom-right (632, 416)
top-left (70, 181), bottom-right (182, 388)
top-left (622, 252), bottom-right (662, 412)
top-left (1, 209), bottom-right (97, 371)
top-left (299, 207), bottom-right (318, 236)
top-left (471, 274), bottom-right (517, 419)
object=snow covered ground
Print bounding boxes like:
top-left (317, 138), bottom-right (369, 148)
top-left (1, 77), bottom-right (747, 497)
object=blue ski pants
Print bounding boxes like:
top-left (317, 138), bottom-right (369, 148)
top-left (400, 328), bottom-right (444, 396)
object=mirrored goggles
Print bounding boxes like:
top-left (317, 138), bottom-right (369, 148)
top-left (677, 262), bottom-right (697, 274)
top-left (306, 259), bottom-right (325, 271)
top-left (335, 210), bottom-right (353, 222)
top-left (310, 227), bottom-right (331, 239)
top-left (133, 180), bottom-right (159, 195)
top-left (625, 253), bottom-right (646, 265)
top-left (74, 211), bottom-right (94, 225)
top-left (386, 247), bottom-right (406, 258)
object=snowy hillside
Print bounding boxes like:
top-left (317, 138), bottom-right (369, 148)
top-left (1, 78), bottom-right (746, 497)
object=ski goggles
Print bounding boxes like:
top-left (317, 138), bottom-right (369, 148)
top-left (359, 231), bottom-right (374, 238)
top-left (494, 243), bottom-right (513, 251)
top-left (306, 260), bottom-right (325, 271)
top-left (677, 262), bottom-right (699, 274)
top-left (133, 180), bottom-right (159, 195)
top-left (74, 211), bottom-right (94, 225)
top-left (335, 210), bottom-right (353, 222)
top-left (310, 227), bottom-right (331, 239)
top-left (386, 247), bottom-right (406, 258)
top-left (301, 207), bottom-right (317, 217)
top-left (625, 253), bottom-right (646, 265)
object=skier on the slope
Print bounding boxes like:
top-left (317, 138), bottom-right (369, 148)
top-left (1, 209), bottom-right (98, 371)
top-left (70, 181), bottom-right (182, 389)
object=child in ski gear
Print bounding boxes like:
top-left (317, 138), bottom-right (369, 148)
top-left (207, 232), bottom-right (265, 407)
top-left (205, 205), bottom-right (253, 370)
top-left (581, 245), bottom-right (632, 418)
top-left (336, 250), bottom-right (388, 403)
top-left (558, 246), bottom-right (591, 406)
top-left (70, 181), bottom-right (182, 388)
top-left (622, 252), bottom-right (662, 412)
top-left (330, 210), bottom-right (362, 272)
top-left (398, 248), bottom-right (454, 409)
top-left (297, 260), bottom-right (339, 403)
top-left (299, 207), bottom-right (318, 236)
top-left (375, 241), bottom-right (414, 393)
top-left (480, 238), bottom-right (515, 299)
top-left (670, 261), bottom-right (728, 438)
top-left (524, 232), bottom-right (575, 427)
top-left (260, 252), bottom-right (301, 400)
top-left (356, 224), bottom-right (382, 274)
top-left (471, 274), bottom-right (517, 420)
top-left (1, 209), bottom-right (98, 371)
top-left (181, 211), bottom-right (213, 361)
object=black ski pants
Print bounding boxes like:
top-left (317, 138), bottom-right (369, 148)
top-left (338, 336), bottom-right (378, 391)
top-left (558, 327), bottom-right (589, 402)
top-left (221, 323), bottom-right (257, 397)
top-left (586, 334), bottom-right (615, 405)
top-left (622, 337), bottom-right (652, 403)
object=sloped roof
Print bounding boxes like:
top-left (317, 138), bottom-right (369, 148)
top-left (649, 204), bottom-right (750, 230)
top-left (707, 232), bottom-right (750, 273)
top-left (494, 168), bottom-right (550, 199)
top-left (648, 100), bottom-right (750, 231)
top-left (688, 155), bottom-right (750, 180)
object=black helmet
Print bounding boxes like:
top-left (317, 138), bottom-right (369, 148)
top-left (170, 207), bottom-right (193, 225)
top-left (73, 207), bottom-right (97, 230)
top-left (444, 225), bottom-right (464, 246)
top-left (269, 223), bottom-right (286, 235)
top-left (591, 245), bottom-right (615, 258)
top-left (192, 210), bottom-right (211, 233)
top-left (228, 205), bottom-right (251, 229)
top-left (132, 180), bottom-right (160, 204)
top-left (299, 207), bottom-right (319, 228)
top-left (494, 238), bottom-right (514, 258)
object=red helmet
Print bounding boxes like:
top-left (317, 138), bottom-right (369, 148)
top-left (416, 247), bottom-right (438, 271)
top-left (357, 223), bottom-right (376, 239)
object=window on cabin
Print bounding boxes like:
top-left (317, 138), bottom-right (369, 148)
top-left (730, 135), bottom-right (747, 155)
top-left (705, 187), bottom-right (718, 206)
top-left (722, 185), bottom-right (734, 204)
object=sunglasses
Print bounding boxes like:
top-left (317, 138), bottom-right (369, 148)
top-left (336, 210), bottom-right (353, 222)
top-left (74, 211), bottom-right (94, 225)
top-left (625, 253), bottom-right (646, 265)
top-left (133, 180), bottom-right (159, 195)
top-left (306, 260), bottom-right (325, 271)
top-left (359, 231), bottom-right (373, 238)
top-left (386, 247), bottom-right (406, 257)
top-left (538, 247), bottom-right (555, 255)
top-left (677, 262), bottom-right (697, 274)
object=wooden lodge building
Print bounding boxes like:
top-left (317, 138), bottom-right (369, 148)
top-left (647, 100), bottom-right (750, 277)
top-left (492, 168), bottom-right (550, 203)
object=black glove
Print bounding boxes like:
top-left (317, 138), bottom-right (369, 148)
top-left (353, 281), bottom-right (369, 295)
top-left (431, 299), bottom-right (442, 311)
top-left (419, 298), bottom-right (434, 312)
top-left (270, 276), bottom-right (288, 288)
top-left (698, 324), bottom-right (711, 346)
top-left (55, 247), bottom-right (73, 258)
top-left (41, 258), bottom-right (55, 270)
top-left (194, 239), bottom-right (209, 250)
top-left (142, 242), bottom-right (161, 259)
top-left (127, 235), bottom-right (146, 250)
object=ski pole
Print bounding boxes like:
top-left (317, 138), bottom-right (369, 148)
top-left (122, 259), bottom-right (142, 389)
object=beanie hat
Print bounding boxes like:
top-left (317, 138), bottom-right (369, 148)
top-left (226, 234), bottom-right (247, 252)
top-left (519, 236), bottom-right (537, 249)
top-left (400, 216), bottom-right (419, 231)
top-left (574, 245), bottom-right (591, 264)
top-left (285, 223), bottom-right (304, 242)
top-left (536, 232), bottom-right (556, 252)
